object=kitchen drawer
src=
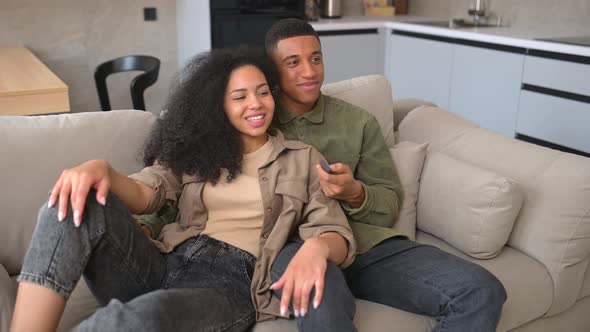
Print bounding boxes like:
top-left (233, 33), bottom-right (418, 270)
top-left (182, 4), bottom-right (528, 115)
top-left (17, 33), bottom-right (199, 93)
top-left (517, 90), bottom-right (590, 153)
top-left (522, 55), bottom-right (590, 97)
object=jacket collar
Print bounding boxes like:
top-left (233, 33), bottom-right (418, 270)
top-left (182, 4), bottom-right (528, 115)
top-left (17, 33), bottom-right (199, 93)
top-left (276, 93), bottom-right (325, 125)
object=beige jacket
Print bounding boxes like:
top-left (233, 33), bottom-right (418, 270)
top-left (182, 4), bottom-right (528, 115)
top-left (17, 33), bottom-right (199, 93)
top-left (129, 130), bottom-right (356, 321)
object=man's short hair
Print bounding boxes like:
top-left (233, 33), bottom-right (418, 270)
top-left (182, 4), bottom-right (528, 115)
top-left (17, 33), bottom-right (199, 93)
top-left (265, 18), bottom-right (320, 56)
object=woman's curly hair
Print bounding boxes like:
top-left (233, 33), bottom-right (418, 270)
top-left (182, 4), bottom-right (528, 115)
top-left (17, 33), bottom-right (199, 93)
top-left (142, 47), bottom-right (278, 184)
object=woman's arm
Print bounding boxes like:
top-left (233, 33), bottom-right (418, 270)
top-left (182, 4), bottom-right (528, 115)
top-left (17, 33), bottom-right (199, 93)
top-left (48, 159), bottom-right (155, 227)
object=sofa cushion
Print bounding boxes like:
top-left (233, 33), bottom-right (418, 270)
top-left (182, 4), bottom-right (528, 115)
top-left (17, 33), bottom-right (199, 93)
top-left (322, 75), bottom-right (395, 147)
top-left (417, 152), bottom-right (523, 259)
top-left (398, 106), bottom-right (590, 314)
top-left (0, 110), bottom-right (157, 275)
top-left (416, 231), bottom-right (553, 331)
top-left (253, 299), bottom-right (434, 332)
top-left (389, 141), bottom-right (428, 240)
top-left (56, 279), bottom-right (99, 332)
top-left (0, 265), bottom-right (16, 332)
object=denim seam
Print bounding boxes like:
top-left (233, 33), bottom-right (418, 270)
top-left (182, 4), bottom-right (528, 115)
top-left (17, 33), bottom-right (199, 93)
top-left (18, 272), bottom-right (73, 298)
top-left (241, 258), bottom-right (253, 285)
top-left (212, 310), bottom-right (255, 332)
top-left (104, 232), bottom-right (149, 289)
top-left (45, 226), bottom-right (64, 281)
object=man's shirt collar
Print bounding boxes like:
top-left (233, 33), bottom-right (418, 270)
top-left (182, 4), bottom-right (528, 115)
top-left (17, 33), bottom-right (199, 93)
top-left (276, 93), bottom-right (325, 125)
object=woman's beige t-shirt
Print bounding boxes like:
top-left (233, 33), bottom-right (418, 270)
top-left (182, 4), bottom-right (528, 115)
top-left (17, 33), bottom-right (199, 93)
top-left (201, 136), bottom-right (274, 256)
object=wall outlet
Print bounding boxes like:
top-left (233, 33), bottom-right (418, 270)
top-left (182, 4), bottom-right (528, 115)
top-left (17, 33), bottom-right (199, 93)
top-left (144, 7), bottom-right (157, 21)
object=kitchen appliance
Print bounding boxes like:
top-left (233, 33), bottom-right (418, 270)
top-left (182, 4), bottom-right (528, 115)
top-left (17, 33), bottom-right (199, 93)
top-left (321, 0), bottom-right (342, 19)
top-left (210, 0), bottom-right (305, 49)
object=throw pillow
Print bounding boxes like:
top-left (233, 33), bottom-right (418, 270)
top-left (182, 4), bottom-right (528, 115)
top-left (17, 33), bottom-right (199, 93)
top-left (417, 152), bottom-right (523, 259)
top-left (389, 141), bottom-right (429, 240)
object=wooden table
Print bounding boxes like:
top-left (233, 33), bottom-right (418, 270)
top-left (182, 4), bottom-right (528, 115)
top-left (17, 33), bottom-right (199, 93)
top-left (0, 47), bottom-right (70, 115)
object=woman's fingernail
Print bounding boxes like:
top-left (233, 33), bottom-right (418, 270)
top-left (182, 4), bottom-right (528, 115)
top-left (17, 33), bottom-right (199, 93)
top-left (74, 210), bottom-right (81, 227)
top-left (294, 309), bottom-right (299, 317)
top-left (48, 200), bottom-right (52, 208)
top-left (280, 307), bottom-right (287, 317)
top-left (98, 196), bottom-right (106, 206)
top-left (300, 309), bottom-right (306, 317)
top-left (313, 301), bottom-right (319, 309)
top-left (58, 211), bottom-right (64, 222)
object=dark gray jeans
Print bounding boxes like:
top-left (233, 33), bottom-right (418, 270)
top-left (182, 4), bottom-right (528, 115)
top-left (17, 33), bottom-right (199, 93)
top-left (272, 238), bottom-right (507, 332)
top-left (18, 192), bottom-right (256, 331)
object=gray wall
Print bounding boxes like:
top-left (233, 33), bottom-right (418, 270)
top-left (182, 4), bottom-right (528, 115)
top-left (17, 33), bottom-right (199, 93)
top-left (0, 0), bottom-right (178, 114)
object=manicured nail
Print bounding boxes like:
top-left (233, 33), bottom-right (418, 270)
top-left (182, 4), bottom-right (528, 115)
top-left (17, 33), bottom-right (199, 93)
top-left (98, 196), bottom-right (106, 206)
top-left (294, 309), bottom-right (299, 317)
top-left (300, 309), bottom-right (306, 317)
top-left (74, 210), bottom-right (81, 227)
top-left (280, 307), bottom-right (287, 317)
top-left (313, 301), bottom-right (319, 309)
top-left (48, 199), bottom-right (52, 208)
top-left (58, 211), bottom-right (65, 222)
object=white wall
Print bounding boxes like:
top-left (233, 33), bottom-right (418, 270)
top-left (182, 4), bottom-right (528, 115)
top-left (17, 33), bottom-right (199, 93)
top-left (177, 0), bottom-right (211, 69)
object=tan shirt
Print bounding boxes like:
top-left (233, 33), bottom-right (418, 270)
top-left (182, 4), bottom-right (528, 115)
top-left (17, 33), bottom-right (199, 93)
top-left (128, 130), bottom-right (356, 321)
top-left (201, 136), bottom-right (274, 256)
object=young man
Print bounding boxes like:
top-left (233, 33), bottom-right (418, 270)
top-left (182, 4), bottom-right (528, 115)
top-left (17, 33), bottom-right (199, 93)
top-left (265, 18), bottom-right (507, 332)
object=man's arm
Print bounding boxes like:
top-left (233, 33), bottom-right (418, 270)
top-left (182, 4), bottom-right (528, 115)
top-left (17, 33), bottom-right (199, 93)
top-left (318, 116), bottom-right (403, 228)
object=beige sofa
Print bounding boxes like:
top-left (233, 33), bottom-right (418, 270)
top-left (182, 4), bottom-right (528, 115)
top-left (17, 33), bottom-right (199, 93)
top-left (1, 75), bottom-right (589, 332)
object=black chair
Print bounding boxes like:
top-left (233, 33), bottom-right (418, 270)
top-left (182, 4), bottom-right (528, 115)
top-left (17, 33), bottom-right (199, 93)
top-left (94, 55), bottom-right (160, 111)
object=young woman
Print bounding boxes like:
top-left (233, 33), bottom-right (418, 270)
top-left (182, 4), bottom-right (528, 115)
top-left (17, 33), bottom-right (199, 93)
top-left (10, 47), bottom-right (356, 332)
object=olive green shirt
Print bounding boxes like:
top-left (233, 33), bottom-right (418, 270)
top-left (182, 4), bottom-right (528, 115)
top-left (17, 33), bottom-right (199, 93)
top-left (272, 93), bottom-right (404, 253)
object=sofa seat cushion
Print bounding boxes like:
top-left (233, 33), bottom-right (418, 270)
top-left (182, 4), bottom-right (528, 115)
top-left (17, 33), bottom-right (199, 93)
top-left (0, 265), bottom-right (16, 332)
top-left (253, 299), bottom-right (434, 332)
top-left (417, 152), bottom-right (524, 259)
top-left (416, 231), bottom-right (553, 332)
top-left (55, 279), bottom-right (99, 332)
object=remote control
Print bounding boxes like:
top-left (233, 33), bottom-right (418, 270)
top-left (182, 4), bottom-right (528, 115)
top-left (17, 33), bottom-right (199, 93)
top-left (319, 160), bottom-right (334, 174)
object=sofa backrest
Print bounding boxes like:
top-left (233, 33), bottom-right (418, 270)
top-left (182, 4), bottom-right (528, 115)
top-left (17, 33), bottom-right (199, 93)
top-left (322, 75), bottom-right (395, 147)
top-left (398, 106), bottom-right (590, 315)
top-left (0, 110), bottom-right (157, 275)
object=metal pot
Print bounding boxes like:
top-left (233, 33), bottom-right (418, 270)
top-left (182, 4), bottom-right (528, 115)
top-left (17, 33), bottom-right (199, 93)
top-left (321, 0), bottom-right (342, 19)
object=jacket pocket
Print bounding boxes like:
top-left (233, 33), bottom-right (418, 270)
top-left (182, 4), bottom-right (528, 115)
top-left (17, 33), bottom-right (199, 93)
top-left (275, 180), bottom-right (309, 204)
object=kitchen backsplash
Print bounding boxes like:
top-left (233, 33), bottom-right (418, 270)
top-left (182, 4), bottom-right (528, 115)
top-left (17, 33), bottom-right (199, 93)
top-left (345, 0), bottom-right (590, 33)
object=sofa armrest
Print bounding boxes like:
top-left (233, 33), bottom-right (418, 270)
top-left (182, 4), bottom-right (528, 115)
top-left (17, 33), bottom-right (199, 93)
top-left (393, 98), bottom-right (436, 131)
top-left (0, 264), bottom-right (16, 332)
top-left (398, 106), bottom-right (590, 315)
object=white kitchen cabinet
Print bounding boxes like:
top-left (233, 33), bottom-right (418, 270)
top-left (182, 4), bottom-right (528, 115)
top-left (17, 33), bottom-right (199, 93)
top-left (517, 90), bottom-right (590, 154)
top-left (450, 44), bottom-right (525, 137)
top-left (388, 32), bottom-right (453, 109)
top-left (516, 53), bottom-right (590, 154)
top-left (318, 29), bottom-right (385, 84)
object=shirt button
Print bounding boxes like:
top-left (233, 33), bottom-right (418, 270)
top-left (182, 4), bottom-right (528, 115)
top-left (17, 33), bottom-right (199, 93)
top-left (261, 176), bottom-right (268, 181)
top-left (267, 207), bottom-right (272, 212)
top-left (262, 233), bottom-right (269, 239)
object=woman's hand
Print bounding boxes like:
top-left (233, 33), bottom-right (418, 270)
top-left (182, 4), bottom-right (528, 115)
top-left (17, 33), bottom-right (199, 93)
top-left (48, 160), bottom-right (112, 227)
top-left (270, 238), bottom-right (329, 318)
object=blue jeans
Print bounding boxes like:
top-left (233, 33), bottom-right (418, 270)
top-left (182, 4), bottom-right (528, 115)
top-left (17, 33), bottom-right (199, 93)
top-left (272, 238), bottom-right (506, 332)
top-left (18, 192), bottom-right (256, 331)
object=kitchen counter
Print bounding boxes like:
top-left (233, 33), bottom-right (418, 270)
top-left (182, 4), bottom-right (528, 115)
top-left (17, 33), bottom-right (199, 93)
top-left (310, 16), bottom-right (590, 58)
